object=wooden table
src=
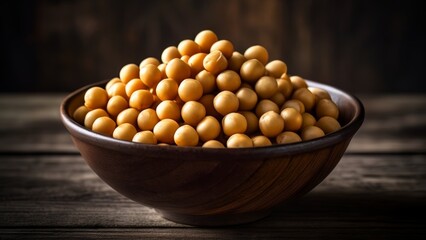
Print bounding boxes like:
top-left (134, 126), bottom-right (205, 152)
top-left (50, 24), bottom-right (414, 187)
top-left (0, 94), bottom-right (425, 239)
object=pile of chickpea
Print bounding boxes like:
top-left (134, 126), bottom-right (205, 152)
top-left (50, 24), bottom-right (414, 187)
top-left (72, 30), bottom-right (341, 148)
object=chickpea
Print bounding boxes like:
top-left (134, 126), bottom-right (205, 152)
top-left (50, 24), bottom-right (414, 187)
top-left (259, 111), bottom-right (284, 138)
top-left (196, 116), bottom-right (221, 142)
top-left (105, 78), bottom-right (121, 92)
top-left (137, 108), bottom-right (159, 131)
top-left (236, 87), bottom-right (258, 111)
top-left (316, 99), bottom-right (339, 119)
top-left (153, 119), bottom-right (179, 144)
top-left (301, 112), bottom-right (316, 128)
top-left (116, 108), bottom-right (139, 126)
top-left (222, 112), bottom-right (247, 136)
top-left (280, 108), bottom-right (303, 131)
top-left (113, 123), bottom-right (137, 141)
top-left (73, 105), bottom-right (90, 125)
top-left (240, 59), bottom-right (265, 83)
top-left (290, 75), bottom-right (308, 90)
top-left (174, 125), bottom-right (199, 147)
top-left (276, 131), bottom-right (302, 144)
top-left (216, 70), bottom-right (241, 91)
top-left (199, 94), bottom-right (221, 119)
top-left (132, 131), bottom-right (157, 144)
top-left (92, 116), bottom-right (116, 136)
top-left (165, 58), bottom-right (191, 83)
top-left (251, 135), bottom-right (272, 147)
top-left (292, 88), bottom-right (316, 112)
top-left (181, 101), bottom-right (206, 126)
top-left (228, 51), bottom-right (246, 72)
top-left (106, 95), bottom-right (128, 117)
top-left (107, 82), bottom-right (127, 99)
top-left (156, 78), bottom-right (178, 101)
top-left (161, 46), bottom-right (181, 63)
top-left (308, 87), bottom-right (331, 103)
top-left (282, 99), bottom-right (305, 113)
top-left (188, 52), bottom-right (207, 76)
top-left (180, 55), bottom-right (190, 64)
top-left (213, 90), bottom-right (239, 116)
top-left (227, 133), bottom-right (253, 148)
top-left (119, 63), bottom-right (139, 84)
top-left (84, 109), bottom-right (108, 129)
top-left (140, 57), bottom-right (160, 68)
top-left (125, 78), bottom-right (147, 97)
top-left (158, 63), bottom-right (167, 79)
top-left (276, 78), bottom-right (293, 99)
top-left (84, 87), bottom-right (108, 109)
top-left (203, 50), bottom-right (228, 75)
top-left (210, 39), bottom-right (234, 58)
top-left (239, 111), bottom-right (259, 134)
top-left (270, 92), bottom-right (285, 107)
top-left (156, 100), bottom-right (181, 121)
top-left (178, 78), bottom-right (203, 102)
top-left (194, 30), bottom-right (218, 53)
top-left (177, 39), bottom-right (200, 56)
top-left (255, 76), bottom-right (278, 99)
top-left (139, 64), bottom-right (161, 88)
top-left (315, 116), bottom-right (341, 134)
top-left (255, 99), bottom-right (279, 118)
top-left (195, 70), bottom-right (216, 94)
top-left (301, 126), bottom-right (325, 141)
top-left (129, 89), bottom-right (153, 111)
top-left (202, 140), bottom-right (225, 148)
top-left (244, 45), bottom-right (269, 65)
top-left (265, 60), bottom-right (287, 78)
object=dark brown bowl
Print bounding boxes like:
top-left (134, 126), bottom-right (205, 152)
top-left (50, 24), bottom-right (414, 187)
top-left (60, 80), bottom-right (364, 226)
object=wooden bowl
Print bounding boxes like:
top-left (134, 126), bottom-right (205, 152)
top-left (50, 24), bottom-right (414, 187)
top-left (60, 80), bottom-right (364, 226)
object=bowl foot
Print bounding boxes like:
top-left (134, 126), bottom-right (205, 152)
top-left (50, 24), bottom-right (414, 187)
top-left (155, 209), bottom-right (272, 226)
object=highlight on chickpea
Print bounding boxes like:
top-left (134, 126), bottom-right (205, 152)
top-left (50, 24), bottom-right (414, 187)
top-left (75, 30), bottom-right (341, 148)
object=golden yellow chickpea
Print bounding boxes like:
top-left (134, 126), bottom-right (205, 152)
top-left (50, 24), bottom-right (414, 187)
top-left (155, 78), bottom-right (179, 101)
top-left (178, 78), bottom-right (203, 102)
top-left (113, 123), bottom-right (137, 141)
top-left (129, 89), bottom-right (153, 111)
top-left (301, 112), bottom-right (316, 128)
top-left (92, 116), bottom-right (116, 136)
top-left (227, 133), bottom-right (253, 148)
top-left (239, 111), bottom-right (259, 134)
top-left (139, 64), bottom-right (161, 88)
top-left (84, 87), bottom-right (108, 109)
top-left (265, 60), bottom-right (287, 78)
top-left (213, 90), bottom-right (239, 116)
top-left (280, 108), bottom-right (303, 131)
top-left (199, 94), bottom-right (221, 119)
top-left (105, 78), bottom-right (121, 92)
top-left (132, 131), bottom-right (157, 144)
top-left (210, 39), bottom-right (234, 58)
top-left (139, 57), bottom-right (160, 68)
top-left (73, 105), bottom-right (90, 125)
top-left (282, 99), bottom-right (305, 113)
top-left (202, 140), bottom-right (225, 148)
top-left (174, 125), bottom-right (199, 147)
top-left (195, 70), bottom-right (216, 94)
top-left (216, 70), bottom-right (241, 91)
top-left (292, 88), bottom-right (316, 112)
top-left (255, 99), bottom-right (279, 118)
top-left (222, 112), bottom-right (247, 136)
top-left (84, 109), bottom-right (108, 129)
top-left (255, 76), bottom-right (278, 99)
top-left (203, 50), bottom-right (228, 75)
top-left (276, 131), bottom-right (302, 144)
top-left (276, 78), bottom-right (293, 99)
top-left (188, 52), bottom-right (207, 76)
top-left (244, 45), bottom-right (269, 65)
top-left (236, 87), bottom-right (258, 111)
top-left (308, 87), bottom-right (331, 103)
top-left (240, 59), bottom-right (265, 83)
top-left (158, 63), bottom-right (167, 79)
top-left (316, 99), bottom-right (339, 119)
top-left (301, 126), bottom-right (325, 141)
top-left (165, 58), bottom-right (191, 83)
top-left (228, 51), bottom-right (246, 72)
top-left (259, 111), bottom-right (285, 138)
top-left (137, 108), bottom-right (159, 131)
top-left (106, 95), bottom-right (128, 117)
top-left (290, 75), bottom-right (308, 90)
top-left (153, 119), bottom-right (179, 144)
top-left (181, 101), bottom-right (206, 126)
top-left (178, 39), bottom-right (201, 56)
top-left (125, 78), bottom-right (147, 98)
top-left (194, 30), bottom-right (218, 53)
top-left (251, 135), bottom-right (272, 147)
top-left (116, 108), bottom-right (139, 126)
top-left (270, 92), bottom-right (285, 107)
top-left (161, 46), bottom-right (181, 63)
top-left (181, 55), bottom-right (190, 64)
top-left (119, 63), bottom-right (139, 84)
top-left (107, 82), bottom-right (127, 99)
top-left (156, 100), bottom-right (181, 121)
top-left (196, 116), bottom-right (221, 142)
top-left (315, 116), bottom-right (341, 134)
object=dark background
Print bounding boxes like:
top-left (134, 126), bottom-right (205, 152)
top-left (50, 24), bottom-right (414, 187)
top-left (1, 0), bottom-right (425, 94)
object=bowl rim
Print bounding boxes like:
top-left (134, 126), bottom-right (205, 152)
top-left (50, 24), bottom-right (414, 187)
top-left (60, 79), bottom-right (364, 158)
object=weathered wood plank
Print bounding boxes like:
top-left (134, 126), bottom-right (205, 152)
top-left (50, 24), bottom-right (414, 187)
top-left (0, 94), bottom-right (425, 153)
top-left (0, 154), bottom-right (424, 228)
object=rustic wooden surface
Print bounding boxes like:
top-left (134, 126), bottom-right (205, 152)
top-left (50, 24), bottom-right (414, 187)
top-left (0, 94), bottom-right (425, 239)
